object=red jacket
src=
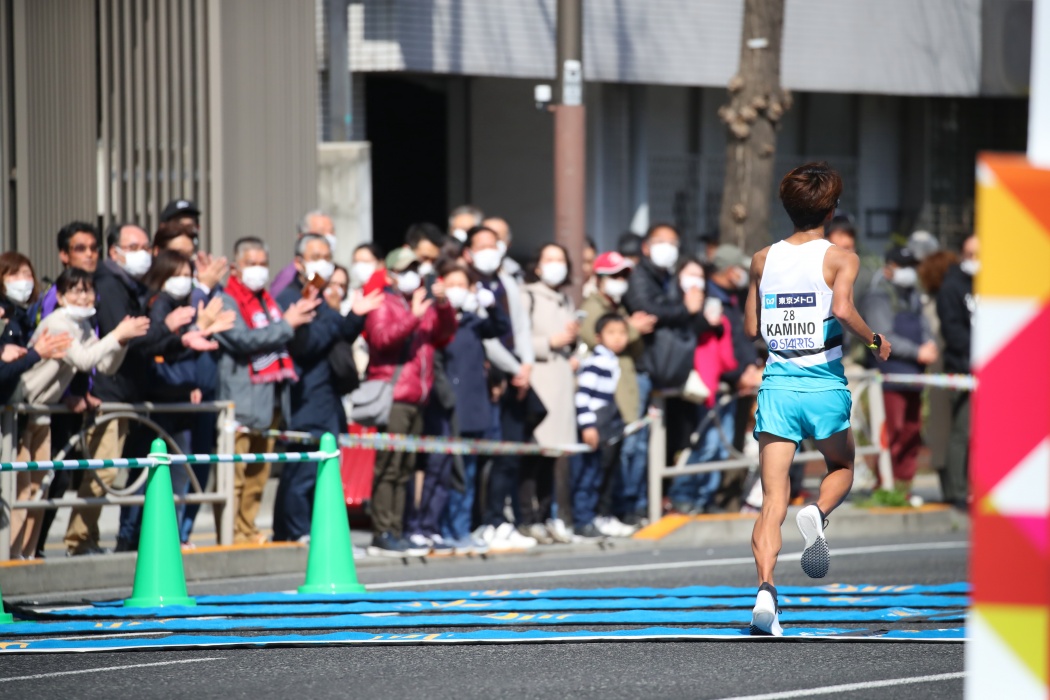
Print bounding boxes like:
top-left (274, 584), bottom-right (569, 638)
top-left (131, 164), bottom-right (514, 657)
top-left (365, 288), bottom-right (457, 405)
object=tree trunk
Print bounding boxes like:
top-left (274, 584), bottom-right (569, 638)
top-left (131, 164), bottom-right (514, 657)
top-left (718, 0), bottom-right (791, 255)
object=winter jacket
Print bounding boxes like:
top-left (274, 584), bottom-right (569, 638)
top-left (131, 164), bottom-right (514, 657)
top-left (444, 306), bottom-right (510, 434)
top-left (19, 309), bottom-right (129, 424)
top-left (276, 278), bottom-right (367, 435)
top-left (480, 270), bottom-right (535, 376)
top-left (578, 291), bottom-right (645, 361)
top-left (0, 299), bottom-right (42, 403)
top-left (92, 259), bottom-right (184, 402)
top-left (146, 292), bottom-right (203, 402)
top-left (623, 257), bottom-right (697, 377)
top-left (213, 288), bottom-right (295, 431)
top-left (364, 288), bottom-right (457, 406)
top-left (936, 265), bottom-right (974, 374)
top-left (522, 282), bottom-right (578, 447)
top-left (694, 315), bottom-right (738, 408)
top-left (707, 282), bottom-right (755, 387)
top-left (863, 274), bottom-right (932, 391)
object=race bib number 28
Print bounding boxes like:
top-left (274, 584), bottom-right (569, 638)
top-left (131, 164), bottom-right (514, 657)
top-left (762, 292), bottom-right (824, 352)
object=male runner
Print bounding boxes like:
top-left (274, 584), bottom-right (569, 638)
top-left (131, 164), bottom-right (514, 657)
top-left (743, 162), bottom-right (892, 636)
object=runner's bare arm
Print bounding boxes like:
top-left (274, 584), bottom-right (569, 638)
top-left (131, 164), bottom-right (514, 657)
top-left (744, 247), bottom-right (768, 341)
top-left (828, 248), bottom-right (888, 358)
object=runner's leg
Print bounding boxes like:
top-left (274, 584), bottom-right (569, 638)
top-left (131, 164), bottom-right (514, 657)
top-left (751, 433), bottom-right (797, 586)
top-left (813, 427), bottom-right (856, 517)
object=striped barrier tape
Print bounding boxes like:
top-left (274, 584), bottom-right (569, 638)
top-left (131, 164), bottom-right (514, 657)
top-left (0, 451), bottom-right (339, 472)
top-left (878, 373), bottom-right (976, 391)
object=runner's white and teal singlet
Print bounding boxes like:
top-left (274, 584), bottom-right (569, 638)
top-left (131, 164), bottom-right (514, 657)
top-left (758, 239), bottom-right (847, 391)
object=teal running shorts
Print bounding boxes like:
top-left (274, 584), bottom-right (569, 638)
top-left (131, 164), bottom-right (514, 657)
top-left (753, 388), bottom-right (852, 446)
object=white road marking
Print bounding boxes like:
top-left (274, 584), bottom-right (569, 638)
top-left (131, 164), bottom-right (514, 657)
top-left (366, 541), bottom-right (967, 589)
top-left (0, 657), bottom-right (224, 683)
top-left (710, 671), bottom-right (965, 699)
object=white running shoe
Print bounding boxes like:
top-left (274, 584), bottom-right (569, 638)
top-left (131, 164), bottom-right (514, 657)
top-left (750, 583), bottom-right (783, 636)
top-left (407, 533), bottom-right (433, 552)
top-left (796, 504), bottom-right (830, 578)
top-left (545, 518), bottom-right (573, 544)
top-left (489, 522), bottom-right (537, 551)
top-left (524, 523), bottom-right (554, 545)
top-left (473, 524), bottom-right (496, 545)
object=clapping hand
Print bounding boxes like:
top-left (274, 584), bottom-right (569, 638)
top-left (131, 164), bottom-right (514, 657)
top-left (351, 290), bottom-right (384, 317)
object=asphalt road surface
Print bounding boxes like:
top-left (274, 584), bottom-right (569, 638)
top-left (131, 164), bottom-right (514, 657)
top-left (1, 534), bottom-right (968, 700)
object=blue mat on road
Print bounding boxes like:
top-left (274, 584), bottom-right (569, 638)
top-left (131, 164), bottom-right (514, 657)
top-left (39, 595), bottom-right (970, 619)
top-left (112, 582), bottom-right (964, 606)
top-left (0, 607), bottom-right (965, 636)
top-left (0, 626), bottom-right (967, 654)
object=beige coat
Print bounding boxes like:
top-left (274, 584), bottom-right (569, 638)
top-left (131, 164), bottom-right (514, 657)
top-left (19, 310), bottom-right (128, 424)
top-left (522, 281), bottom-right (578, 447)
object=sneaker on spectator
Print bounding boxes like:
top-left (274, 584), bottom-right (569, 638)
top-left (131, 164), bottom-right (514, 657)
top-left (473, 524), bottom-right (496, 545)
top-left (367, 532), bottom-right (427, 558)
top-left (594, 515), bottom-right (636, 538)
top-left (447, 535), bottom-right (474, 554)
top-left (470, 535), bottom-right (491, 555)
top-left (429, 534), bottom-right (455, 556)
top-left (405, 533), bottom-right (433, 555)
top-left (545, 518), bottom-right (573, 544)
top-left (489, 522), bottom-right (537, 551)
top-left (573, 522), bottom-right (604, 540)
top-left (523, 523), bottom-right (554, 545)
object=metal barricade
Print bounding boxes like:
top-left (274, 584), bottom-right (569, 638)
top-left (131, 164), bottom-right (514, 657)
top-left (0, 401), bottom-right (236, 560)
top-left (646, 369), bottom-right (891, 525)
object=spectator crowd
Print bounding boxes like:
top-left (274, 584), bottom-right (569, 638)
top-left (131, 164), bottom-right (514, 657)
top-left (0, 197), bottom-right (976, 560)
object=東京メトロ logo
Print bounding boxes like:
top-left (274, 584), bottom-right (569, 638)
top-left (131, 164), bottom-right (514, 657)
top-left (773, 293), bottom-right (817, 308)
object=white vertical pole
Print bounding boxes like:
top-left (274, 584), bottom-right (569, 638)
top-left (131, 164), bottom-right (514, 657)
top-left (1030, 0), bottom-right (1050, 167)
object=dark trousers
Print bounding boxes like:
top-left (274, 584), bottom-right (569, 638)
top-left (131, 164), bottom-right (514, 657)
top-left (519, 455), bottom-right (555, 526)
top-left (273, 450), bottom-right (318, 542)
top-left (116, 423), bottom-right (159, 548)
top-left (941, 391), bottom-right (971, 504)
top-left (404, 404), bottom-right (453, 538)
top-left (371, 402), bottom-right (423, 537)
top-left (572, 422), bottom-right (623, 525)
top-left (485, 391), bottom-right (527, 526)
top-left (884, 389), bottom-right (924, 483)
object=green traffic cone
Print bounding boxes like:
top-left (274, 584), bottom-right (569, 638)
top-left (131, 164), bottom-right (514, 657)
top-left (124, 437), bottom-right (196, 608)
top-left (299, 432), bottom-right (366, 594)
top-left (0, 578), bottom-right (14, 623)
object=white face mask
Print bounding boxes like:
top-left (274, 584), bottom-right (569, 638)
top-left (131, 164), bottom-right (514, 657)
top-left (396, 270), bottom-right (421, 294)
top-left (960, 259), bottom-right (980, 277)
top-left (461, 292), bottom-right (479, 314)
top-left (445, 286), bottom-right (470, 310)
top-left (304, 259), bottom-right (335, 283)
top-left (5, 279), bottom-right (33, 306)
top-left (451, 228), bottom-right (468, 243)
top-left (163, 275), bottom-right (193, 300)
top-left (703, 296), bottom-right (724, 325)
top-left (62, 303), bottom-right (96, 321)
top-left (892, 267), bottom-right (918, 288)
top-left (240, 265), bottom-right (270, 292)
top-left (417, 261), bottom-right (435, 278)
top-left (496, 240), bottom-right (508, 258)
top-left (324, 234), bottom-right (337, 254)
top-left (649, 242), bottom-right (679, 270)
top-left (471, 248), bottom-right (502, 276)
top-left (602, 277), bottom-right (629, 303)
top-left (350, 261), bottom-right (376, 289)
top-left (540, 261), bottom-right (568, 288)
top-left (118, 248), bottom-right (153, 279)
top-left (680, 275), bottom-right (705, 292)
top-left (733, 266), bottom-right (750, 290)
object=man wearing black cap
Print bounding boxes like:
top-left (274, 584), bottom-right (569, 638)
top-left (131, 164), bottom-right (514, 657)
top-left (863, 246), bottom-right (938, 492)
top-left (160, 198), bottom-right (201, 227)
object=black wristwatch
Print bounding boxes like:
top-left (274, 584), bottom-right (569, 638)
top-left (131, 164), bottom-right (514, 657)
top-left (868, 333), bottom-right (881, 350)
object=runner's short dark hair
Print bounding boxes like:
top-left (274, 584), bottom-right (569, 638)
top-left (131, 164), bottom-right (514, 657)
top-left (779, 162), bottom-right (843, 231)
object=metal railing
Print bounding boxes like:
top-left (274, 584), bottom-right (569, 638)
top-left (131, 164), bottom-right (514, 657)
top-left (0, 401), bottom-right (236, 560)
top-left (646, 369), bottom-right (891, 525)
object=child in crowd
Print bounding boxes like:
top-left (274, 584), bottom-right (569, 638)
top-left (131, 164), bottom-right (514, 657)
top-left (572, 313), bottom-right (635, 539)
top-left (12, 268), bottom-right (149, 558)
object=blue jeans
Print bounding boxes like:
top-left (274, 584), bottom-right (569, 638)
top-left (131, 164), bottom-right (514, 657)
top-left (441, 436), bottom-right (481, 541)
top-left (616, 372), bottom-right (651, 518)
top-left (668, 399), bottom-right (736, 509)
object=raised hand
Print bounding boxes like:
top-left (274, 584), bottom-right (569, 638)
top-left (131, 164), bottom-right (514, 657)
top-left (34, 329), bottom-right (73, 360)
top-left (164, 306), bottom-right (196, 332)
top-left (1, 344), bottom-right (27, 362)
top-left (629, 311), bottom-right (657, 335)
top-left (196, 251), bottom-right (229, 290)
top-left (181, 329), bottom-right (220, 352)
top-left (284, 296), bottom-right (321, 328)
top-left (114, 315), bottom-right (151, 343)
top-left (411, 287), bottom-right (432, 319)
top-left (351, 289), bottom-right (385, 317)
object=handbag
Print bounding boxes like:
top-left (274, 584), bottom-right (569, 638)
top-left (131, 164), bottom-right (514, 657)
top-left (349, 340), bottom-right (411, 427)
top-left (647, 325), bottom-right (696, 389)
top-left (681, 369), bottom-right (712, 405)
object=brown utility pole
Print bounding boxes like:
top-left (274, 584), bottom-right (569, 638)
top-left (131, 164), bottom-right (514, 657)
top-left (718, 0), bottom-right (791, 254)
top-left (553, 0), bottom-right (586, 304)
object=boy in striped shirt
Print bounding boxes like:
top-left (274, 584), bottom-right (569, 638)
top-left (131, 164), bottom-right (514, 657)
top-left (573, 313), bottom-right (634, 539)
